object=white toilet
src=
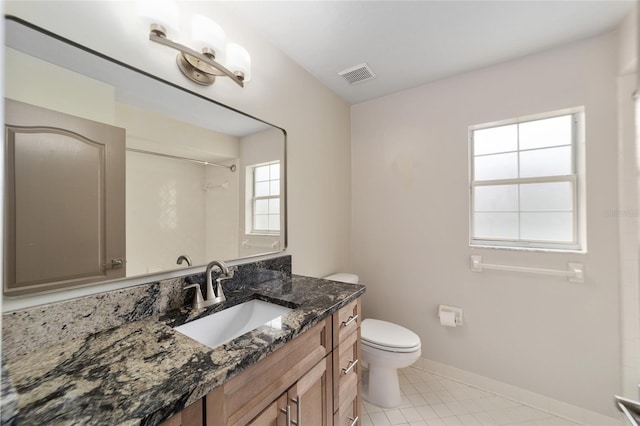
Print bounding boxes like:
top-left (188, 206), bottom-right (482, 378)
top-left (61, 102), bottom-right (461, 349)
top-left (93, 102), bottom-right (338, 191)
top-left (324, 273), bottom-right (422, 408)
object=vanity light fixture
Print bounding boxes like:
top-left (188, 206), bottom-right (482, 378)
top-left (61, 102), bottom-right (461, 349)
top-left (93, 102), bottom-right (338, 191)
top-left (136, 0), bottom-right (251, 87)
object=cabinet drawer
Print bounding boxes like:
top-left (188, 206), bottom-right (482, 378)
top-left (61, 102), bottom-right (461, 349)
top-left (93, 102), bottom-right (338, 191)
top-left (333, 375), bottom-right (359, 426)
top-left (333, 327), bottom-right (360, 411)
top-left (333, 298), bottom-right (361, 348)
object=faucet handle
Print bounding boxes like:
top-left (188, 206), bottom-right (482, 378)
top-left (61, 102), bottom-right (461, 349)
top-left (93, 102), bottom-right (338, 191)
top-left (183, 284), bottom-right (205, 309)
top-left (213, 278), bottom-right (227, 303)
top-left (219, 266), bottom-right (237, 281)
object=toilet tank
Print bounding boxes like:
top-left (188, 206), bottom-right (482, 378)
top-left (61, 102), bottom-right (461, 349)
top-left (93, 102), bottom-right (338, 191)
top-left (324, 273), bottom-right (359, 284)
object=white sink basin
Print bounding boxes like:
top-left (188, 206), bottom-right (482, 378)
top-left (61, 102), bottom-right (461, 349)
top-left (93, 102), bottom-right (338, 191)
top-left (174, 300), bottom-right (293, 349)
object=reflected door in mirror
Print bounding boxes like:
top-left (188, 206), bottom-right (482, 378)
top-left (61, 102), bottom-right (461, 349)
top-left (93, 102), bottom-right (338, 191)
top-left (4, 99), bottom-right (126, 295)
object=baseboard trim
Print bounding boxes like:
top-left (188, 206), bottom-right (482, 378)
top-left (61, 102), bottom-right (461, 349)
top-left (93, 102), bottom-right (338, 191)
top-left (412, 357), bottom-right (622, 426)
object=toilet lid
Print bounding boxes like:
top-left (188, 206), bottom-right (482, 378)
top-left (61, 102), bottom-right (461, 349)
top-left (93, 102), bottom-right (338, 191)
top-left (361, 319), bottom-right (421, 351)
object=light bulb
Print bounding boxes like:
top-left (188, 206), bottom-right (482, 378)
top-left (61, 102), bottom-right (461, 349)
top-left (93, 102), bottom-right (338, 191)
top-left (191, 15), bottom-right (226, 58)
top-left (226, 43), bottom-right (251, 82)
top-left (136, 0), bottom-right (180, 35)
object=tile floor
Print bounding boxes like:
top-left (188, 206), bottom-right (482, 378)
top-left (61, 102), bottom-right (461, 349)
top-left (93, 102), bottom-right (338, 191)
top-left (360, 367), bottom-right (578, 426)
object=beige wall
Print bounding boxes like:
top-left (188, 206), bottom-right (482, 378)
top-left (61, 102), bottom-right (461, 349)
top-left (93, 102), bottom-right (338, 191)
top-left (116, 103), bottom-right (240, 161)
top-left (5, 48), bottom-right (115, 124)
top-left (2, 1), bottom-right (351, 310)
top-left (352, 33), bottom-right (620, 416)
top-left (618, 4), bottom-right (638, 75)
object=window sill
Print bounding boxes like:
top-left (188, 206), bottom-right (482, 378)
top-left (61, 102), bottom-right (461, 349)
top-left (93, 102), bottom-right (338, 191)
top-left (469, 244), bottom-right (586, 255)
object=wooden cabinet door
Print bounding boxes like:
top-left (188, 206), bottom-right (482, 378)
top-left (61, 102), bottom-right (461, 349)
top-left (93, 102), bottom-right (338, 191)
top-left (247, 394), bottom-right (287, 426)
top-left (288, 356), bottom-right (332, 426)
top-left (4, 98), bottom-right (126, 295)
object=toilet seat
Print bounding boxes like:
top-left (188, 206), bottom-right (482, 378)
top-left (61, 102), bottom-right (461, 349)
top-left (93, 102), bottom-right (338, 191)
top-left (361, 319), bottom-right (421, 353)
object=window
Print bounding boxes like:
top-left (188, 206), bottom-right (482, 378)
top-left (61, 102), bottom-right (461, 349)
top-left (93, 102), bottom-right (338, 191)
top-left (469, 110), bottom-right (583, 251)
top-left (249, 161), bottom-right (280, 234)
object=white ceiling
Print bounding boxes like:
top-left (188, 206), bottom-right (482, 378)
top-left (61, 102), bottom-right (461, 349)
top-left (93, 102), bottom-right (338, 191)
top-left (223, 1), bottom-right (635, 105)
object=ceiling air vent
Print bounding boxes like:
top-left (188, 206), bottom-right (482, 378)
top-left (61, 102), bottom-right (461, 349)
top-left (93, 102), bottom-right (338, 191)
top-left (338, 63), bottom-right (376, 85)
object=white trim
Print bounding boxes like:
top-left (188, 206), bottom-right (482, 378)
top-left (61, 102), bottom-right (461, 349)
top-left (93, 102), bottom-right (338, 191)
top-left (411, 357), bottom-right (622, 426)
top-left (468, 106), bottom-right (586, 132)
top-left (473, 175), bottom-right (576, 187)
top-left (470, 244), bottom-right (587, 254)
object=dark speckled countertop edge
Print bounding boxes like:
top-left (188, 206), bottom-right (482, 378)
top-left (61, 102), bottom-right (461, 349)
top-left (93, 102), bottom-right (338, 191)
top-left (4, 275), bottom-right (365, 426)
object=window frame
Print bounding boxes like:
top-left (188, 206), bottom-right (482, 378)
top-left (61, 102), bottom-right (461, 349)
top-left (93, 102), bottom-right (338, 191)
top-left (248, 161), bottom-right (281, 236)
top-left (469, 109), bottom-right (584, 252)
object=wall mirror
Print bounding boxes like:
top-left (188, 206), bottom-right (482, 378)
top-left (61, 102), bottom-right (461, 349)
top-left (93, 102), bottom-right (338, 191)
top-left (3, 16), bottom-right (287, 296)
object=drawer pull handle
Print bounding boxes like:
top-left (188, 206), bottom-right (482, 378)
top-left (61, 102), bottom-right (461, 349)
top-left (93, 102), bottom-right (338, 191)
top-left (342, 359), bottom-right (358, 375)
top-left (291, 396), bottom-right (301, 426)
top-left (348, 416), bottom-right (359, 426)
top-left (341, 314), bottom-right (358, 327)
top-left (280, 406), bottom-right (291, 426)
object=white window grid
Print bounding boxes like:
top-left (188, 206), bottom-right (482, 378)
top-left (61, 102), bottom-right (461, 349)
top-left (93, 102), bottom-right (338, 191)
top-left (251, 161), bottom-right (280, 235)
top-left (469, 112), bottom-right (581, 251)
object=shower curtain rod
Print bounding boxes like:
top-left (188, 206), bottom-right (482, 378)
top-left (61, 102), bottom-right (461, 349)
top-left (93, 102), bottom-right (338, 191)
top-left (126, 148), bottom-right (236, 172)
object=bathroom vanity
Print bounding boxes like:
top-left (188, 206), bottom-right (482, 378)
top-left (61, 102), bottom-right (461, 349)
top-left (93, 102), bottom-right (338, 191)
top-left (195, 297), bottom-right (360, 426)
top-left (1, 257), bottom-right (364, 425)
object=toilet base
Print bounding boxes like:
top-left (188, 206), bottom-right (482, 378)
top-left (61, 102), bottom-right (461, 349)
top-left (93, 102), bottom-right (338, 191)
top-left (360, 343), bottom-right (421, 409)
top-left (362, 364), bottom-right (402, 408)
top-left (359, 318), bottom-right (422, 409)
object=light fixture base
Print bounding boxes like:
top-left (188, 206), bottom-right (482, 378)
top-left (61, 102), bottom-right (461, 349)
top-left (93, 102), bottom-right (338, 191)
top-left (149, 31), bottom-right (244, 87)
top-left (176, 53), bottom-right (216, 86)
top-left (184, 49), bottom-right (225, 77)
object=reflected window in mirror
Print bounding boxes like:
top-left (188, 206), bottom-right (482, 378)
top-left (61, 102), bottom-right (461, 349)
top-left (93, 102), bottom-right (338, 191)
top-left (249, 161), bottom-right (281, 235)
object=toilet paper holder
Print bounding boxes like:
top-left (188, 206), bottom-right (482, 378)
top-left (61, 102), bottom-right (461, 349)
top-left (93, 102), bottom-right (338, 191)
top-left (438, 305), bottom-right (463, 326)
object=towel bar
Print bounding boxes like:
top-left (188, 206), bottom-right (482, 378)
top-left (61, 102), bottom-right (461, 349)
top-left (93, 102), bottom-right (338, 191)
top-left (470, 255), bottom-right (584, 283)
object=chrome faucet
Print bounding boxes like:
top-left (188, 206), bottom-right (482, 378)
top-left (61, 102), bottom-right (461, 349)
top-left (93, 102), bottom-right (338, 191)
top-left (183, 260), bottom-right (236, 309)
top-left (203, 260), bottom-right (235, 307)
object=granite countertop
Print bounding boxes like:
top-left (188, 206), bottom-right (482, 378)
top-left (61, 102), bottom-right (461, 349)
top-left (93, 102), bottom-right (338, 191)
top-left (2, 275), bottom-right (364, 425)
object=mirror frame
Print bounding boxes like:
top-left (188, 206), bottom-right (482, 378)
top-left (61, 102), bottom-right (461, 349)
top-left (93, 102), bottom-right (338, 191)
top-left (3, 15), bottom-right (288, 296)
